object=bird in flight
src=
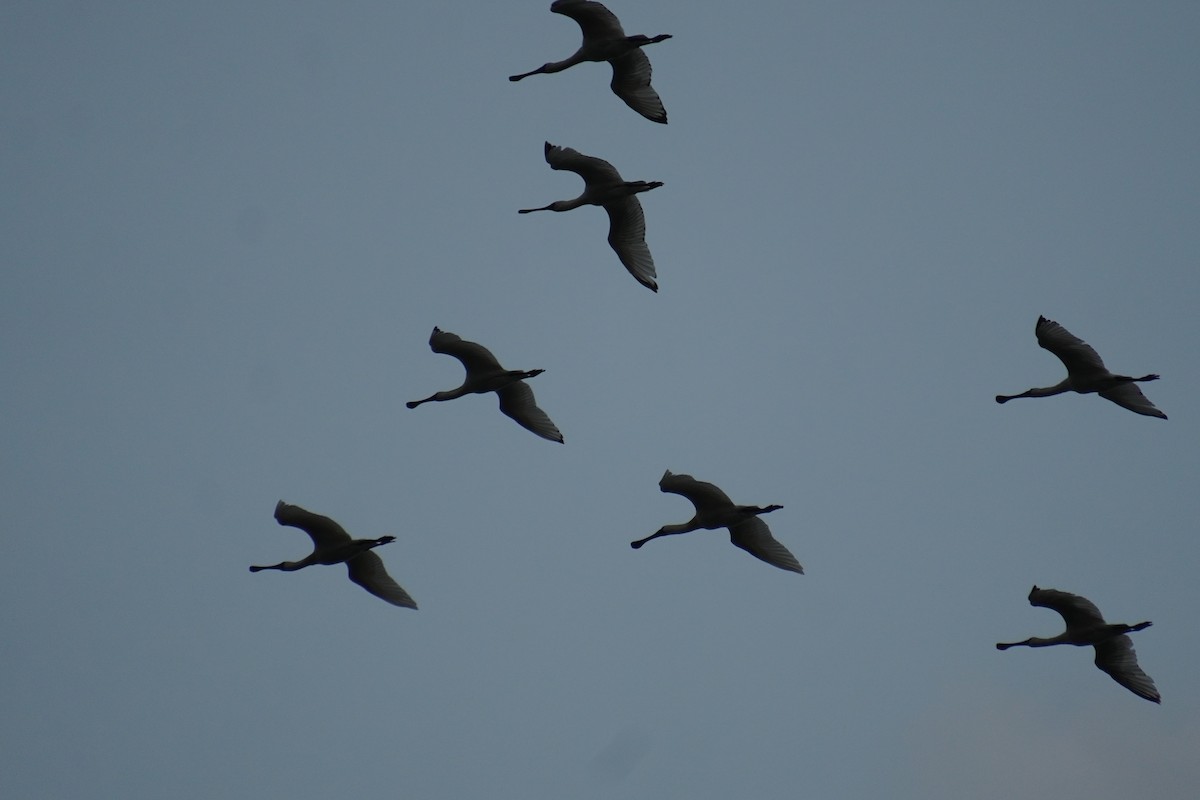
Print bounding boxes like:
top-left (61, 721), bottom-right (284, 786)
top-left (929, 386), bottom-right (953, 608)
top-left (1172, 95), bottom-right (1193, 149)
top-left (631, 470), bottom-right (804, 573)
top-left (995, 316), bottom-right (1166, 418)
top-left (250, 501), bottom-right (418, 609)
top-left (996, 585), bottom-right (1159, 703)
top-left (520, 141), bottom-right (661, 292)
top-left (509, 0), bottom-right (671, 124)
top-left (407, 326), bottom-right (564, 443)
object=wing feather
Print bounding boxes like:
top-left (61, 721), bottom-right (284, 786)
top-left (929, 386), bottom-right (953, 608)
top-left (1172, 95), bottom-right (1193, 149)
top-left (544, 141), bottom-right (623, 184)
top-left (610, 49), bottom-right (667, 123)
top-left (605, 195), bottom-right (657, 291)
top-left (1094, 635), bottom-right (1159, 703)
top-left (273, 501), bottom-right (352, 549)
top-left (428, 327), bottom-right (505, 376)
top-left (552, 0), bottom-right (626, 41)
top-left (659, 470), bottom-right (735, 512)
top-left (1027, 586), bottom-right (1106, 630)
top-left (1035, 316), bottom-right (1109, 377)
top-left (346, 551), bottom-right (418, 609)
top-left (729, 517), bottom-right (804, 574)
top-left (497, 381), bottom-right (564, 443)
top-left (1099, 383), bottom-right (1167, 419)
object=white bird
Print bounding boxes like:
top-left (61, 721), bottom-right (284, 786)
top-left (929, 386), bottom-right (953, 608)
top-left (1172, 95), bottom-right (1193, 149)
top-left (520, 141), bottom-right (661, 293)
top-left (406, 326), bottom-right (564, 443)
top-left (996, 586), bottom-right (1159, 703)
top-left (509, 0), bottom-right (671, 124)
top-left (250, 501), bottom-right (418, 610)
top-left (631, 470), bottom-right (804, 574)
top-left (995, 315), bottom-right (1166, 418)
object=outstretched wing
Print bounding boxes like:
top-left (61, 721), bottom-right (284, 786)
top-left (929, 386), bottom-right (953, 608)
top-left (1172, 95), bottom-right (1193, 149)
top-left (610, 49), bottom-right (667, 123)
top-left (605, 195), bottom-right (657, 291)
top-left (345, 551), bottom-right (417, 609)
top-left (552, 0), bottom-right (626, 42)
top-left (1099, 383), bottom-right (1167, 419)
top-left (659, 470), bottom-right (735, 513)
top-left (274, 500), bottom-right (352, 549)
top-left (429, 327), bottom-right (505, 375)
top-left (1094, 634), bottom-right (1159, 703)
top-left (1035, 316), bottom-right (1109, 378)
top-left (728, 517), bottom-right (804, 574)
top-left (544, 141), bottom-right (624, 185)
top-left (1027, 586), bottom-right (1106, 629)
top-left (497, 381), bottom-right (564, 443)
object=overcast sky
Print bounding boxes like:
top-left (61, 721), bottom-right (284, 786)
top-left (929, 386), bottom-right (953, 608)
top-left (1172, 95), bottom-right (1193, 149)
top-left (4, 2), bottom-right (1199, 798)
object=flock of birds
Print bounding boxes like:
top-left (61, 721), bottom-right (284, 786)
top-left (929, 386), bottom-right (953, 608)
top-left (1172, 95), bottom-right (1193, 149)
top-left (250, 1), bottom-right (1167, 705)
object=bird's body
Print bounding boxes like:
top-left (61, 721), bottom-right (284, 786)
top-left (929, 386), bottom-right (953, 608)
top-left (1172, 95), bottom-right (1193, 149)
top-left (406, 327), bottom-right (564, 443)
top-left (631, 470), bottom-right (803, 573)
top-left (250, 501), bottom-right (417, 609)
top-left (996, 585), bottom-right (1158, 703)
top-left (520, 141), bottom-right (661, 292)
top-left (509, 0), bottom-right (670, 124)
top-left (995, 316), bottom-right (1166, 418)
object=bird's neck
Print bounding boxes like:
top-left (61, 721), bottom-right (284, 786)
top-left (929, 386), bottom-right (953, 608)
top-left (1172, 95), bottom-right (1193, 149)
top-left (1025, 379), bottom-right (1072, 398)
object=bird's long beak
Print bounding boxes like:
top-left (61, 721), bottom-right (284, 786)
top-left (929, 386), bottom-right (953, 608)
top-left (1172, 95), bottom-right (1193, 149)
top-left (518, 204), bottom-right (553, 214)
top-left (509, 66), bottom-right (546, 81)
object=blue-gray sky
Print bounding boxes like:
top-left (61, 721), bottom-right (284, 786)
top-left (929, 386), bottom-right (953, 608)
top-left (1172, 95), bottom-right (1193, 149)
top-left (4, 2), bottom-right (1199, 798)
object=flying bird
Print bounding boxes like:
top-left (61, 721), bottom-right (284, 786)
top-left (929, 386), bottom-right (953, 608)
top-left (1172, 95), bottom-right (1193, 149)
top-left (995, 316), bottom-right (1166, 418)
top-left (996, 585), bottom-right (1159, 703)
top-left (631, 470), bottom-right (804, 573)
top-left (520, 141), bottom-right (661, 292)
top-left (250, 501), bottom-right (418, 609)
top-left (406, 326), bottom-right (564, 443)
top-left (509, 0), bottom-right (671, 123)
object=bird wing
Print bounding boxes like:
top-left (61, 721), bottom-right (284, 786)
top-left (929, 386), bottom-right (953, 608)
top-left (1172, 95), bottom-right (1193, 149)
top-left (497, 380), bottom-right (564, 443)
top-left (274, 501), bottom-right (352, 549)
top-left (659, 471), bottom-right (736, 512)
top-left (609, 49), bottom-right (667, 123)
top-left (345, 551), bottom-right (418, 609)
top-left (1027, 586), bottom-right (1106, 630)
top-left (728, 517), bottom-right (804, 574)
top-left (429, 327), bottom-right (505, 376)
top-left (605, 195), bottom-right (658, 292)
top-left (552, 0), bottom-right (626, 42)
top-left (1035, 316), bottom-right (1109, 377)
top-left (544, 141), bottom-right (623, 185)
top-left (1098, 383), bottom-right (1167, 419)
top-left (1094, 634), bottom-right (1160, 703)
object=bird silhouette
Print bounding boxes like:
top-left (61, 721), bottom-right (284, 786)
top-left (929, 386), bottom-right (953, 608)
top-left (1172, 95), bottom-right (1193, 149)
top-left (996, 585), bottom-right (1158, 703)
top-left (250, 501), bottom-right (417, 609)
top-left (995, 316), bottom-right (1166, 418)
top-left (509, 0), bottom-right (670, 123)
top-left (407, 327), bottom-right (564, 443)
top-left (520, 141), bottom-right (661, 292)
top-left (631, 470), bottom-right (803, 573)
